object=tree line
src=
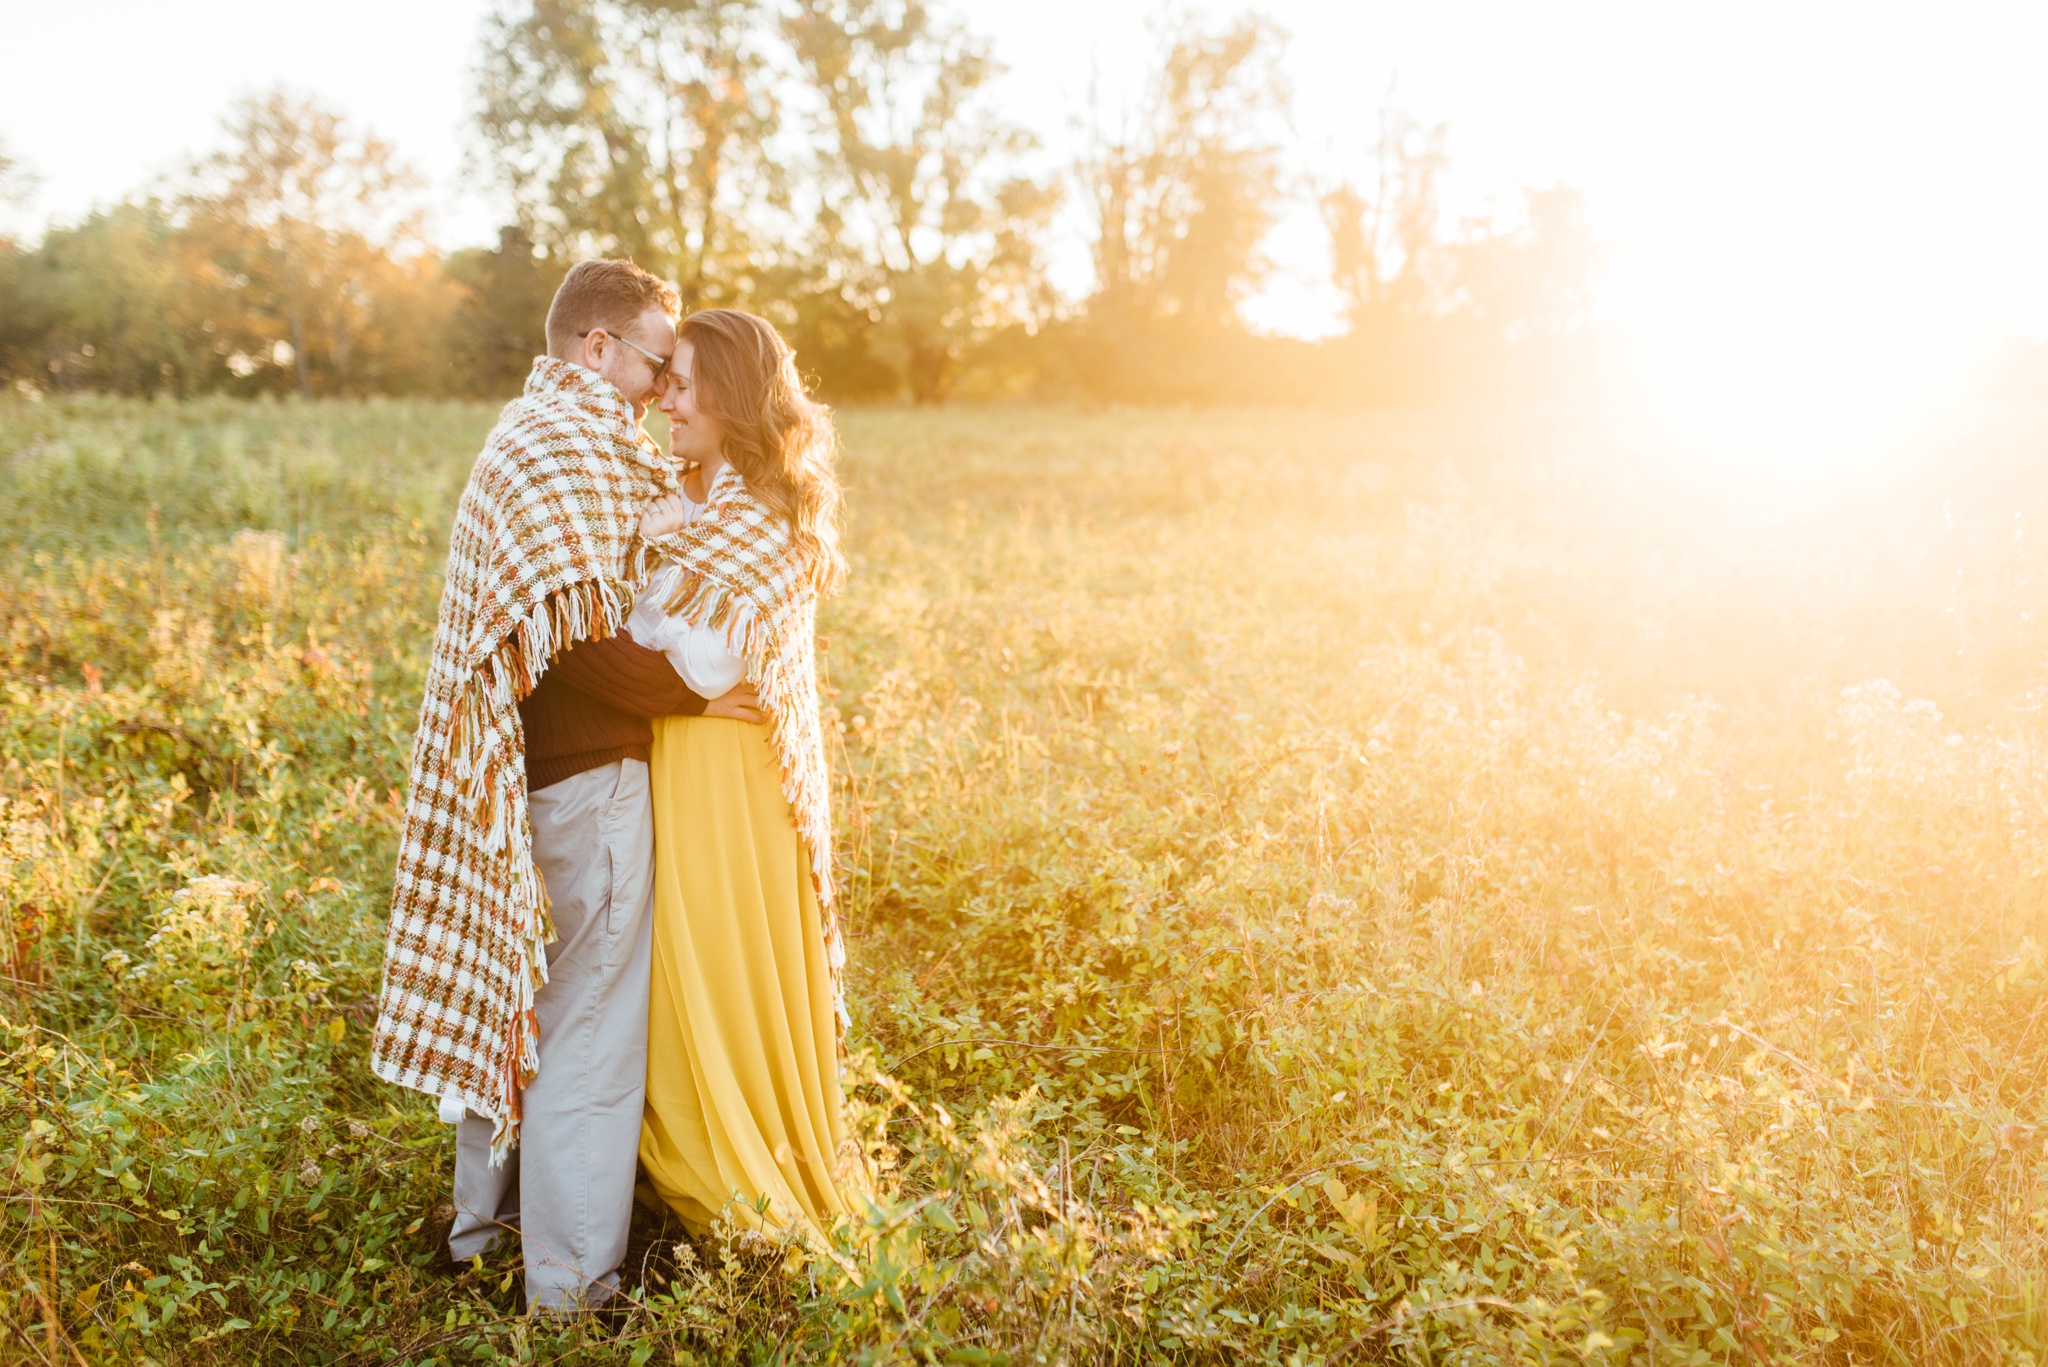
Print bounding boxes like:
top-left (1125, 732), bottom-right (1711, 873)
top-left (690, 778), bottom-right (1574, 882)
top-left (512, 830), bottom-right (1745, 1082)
top-left (0, 2), bottom-right (1598, 406)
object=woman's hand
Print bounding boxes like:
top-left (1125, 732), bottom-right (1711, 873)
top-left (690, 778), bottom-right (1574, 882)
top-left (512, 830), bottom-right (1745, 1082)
top-left (702, 683), bottom-right (767, 724)
top-left (640, 492), bottom-right (692, 540)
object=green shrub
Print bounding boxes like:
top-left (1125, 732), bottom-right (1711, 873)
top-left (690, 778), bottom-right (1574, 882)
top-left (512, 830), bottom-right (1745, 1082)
top-left (3, 398), bottom-right (2046, 1363)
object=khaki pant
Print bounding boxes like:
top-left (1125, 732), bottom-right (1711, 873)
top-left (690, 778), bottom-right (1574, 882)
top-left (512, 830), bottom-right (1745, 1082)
top-left (447, 759), bottom-right (655, 1311)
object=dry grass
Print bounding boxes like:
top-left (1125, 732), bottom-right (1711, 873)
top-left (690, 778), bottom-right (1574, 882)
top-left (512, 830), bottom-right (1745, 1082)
top-left (3, 395), bottom-right (2048, 1363)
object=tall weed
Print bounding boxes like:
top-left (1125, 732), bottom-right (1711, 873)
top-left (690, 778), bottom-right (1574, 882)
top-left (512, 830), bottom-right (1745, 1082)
top-left (2, 398), bottom-right (2046, 1363)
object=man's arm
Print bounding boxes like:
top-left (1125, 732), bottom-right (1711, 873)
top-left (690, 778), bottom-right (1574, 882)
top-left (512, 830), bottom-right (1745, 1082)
top-left (548, 632), bottom-right (766, 722)
top-left (548, 632), bottom-right (705, 718)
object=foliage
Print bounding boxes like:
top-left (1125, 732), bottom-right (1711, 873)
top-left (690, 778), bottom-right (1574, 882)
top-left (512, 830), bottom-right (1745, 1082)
top-left (476, 0), bottom-right (789, 313)
top-left (1066, 13), bottom-right (1292, 401)
top-left (0, 133), bottom-right (36, 221)
top-left (442, 227), bottom-right (563, 400)
top-left (1096, 13), bottom-right (1292, 327)
top-left (1323, 108), bottom-right (1454, 330)
top-left (1321, 112), bottom-right (1602, 405)
top-left (0, 2), bottom-right (1602, 408)
top-left (0, 202), bottom-right (236, 396)
top-left (0, 94), bottom-right (456, 401)
top-left (179, 90), bottom-right (442, 399)
top-left (475, 0), bottom-right (1060, 404)
top-left (1449, 186), bottom-right (1598, 342)
top-left (4, 396), bottom-right (2048, 1362)
top-left (785, 0), bottom-right (1059, 403)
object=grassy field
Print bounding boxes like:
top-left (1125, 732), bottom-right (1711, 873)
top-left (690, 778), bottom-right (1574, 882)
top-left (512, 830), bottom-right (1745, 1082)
top-left (5, 394), bottom-right (2048, 1364)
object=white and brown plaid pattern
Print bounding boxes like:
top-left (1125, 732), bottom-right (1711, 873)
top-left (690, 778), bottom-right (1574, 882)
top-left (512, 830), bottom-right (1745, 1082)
top-left (644, 465), bottom-right (846, 1028)
top-left (371, 357), bottom-right (674, 1159)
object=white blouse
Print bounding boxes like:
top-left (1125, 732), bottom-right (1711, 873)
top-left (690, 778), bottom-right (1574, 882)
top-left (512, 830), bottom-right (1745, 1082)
top-left (627, 490), bottom-right (748, 697)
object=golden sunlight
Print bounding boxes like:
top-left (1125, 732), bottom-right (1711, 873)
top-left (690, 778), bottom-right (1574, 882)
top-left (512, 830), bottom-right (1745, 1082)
top-left (10, 3), bottom-right (2048, 1361)
top-left (1557, 1), bottom-right (2048, 485)
top-left (1128, 0), bottom-right (2048, 489)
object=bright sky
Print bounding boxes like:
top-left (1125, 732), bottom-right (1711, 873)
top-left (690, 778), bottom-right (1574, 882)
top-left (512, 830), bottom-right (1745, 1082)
top-left (4, 0), bottom-right (2045, 456)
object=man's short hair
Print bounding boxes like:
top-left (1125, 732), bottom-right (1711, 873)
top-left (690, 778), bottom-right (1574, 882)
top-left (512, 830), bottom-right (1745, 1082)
top-left (544, 259), bottom-right (682, 357)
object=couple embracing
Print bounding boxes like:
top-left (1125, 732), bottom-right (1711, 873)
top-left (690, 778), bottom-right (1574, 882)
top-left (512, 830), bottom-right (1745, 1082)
top-left (368, 259), bottom-right (859, 1311)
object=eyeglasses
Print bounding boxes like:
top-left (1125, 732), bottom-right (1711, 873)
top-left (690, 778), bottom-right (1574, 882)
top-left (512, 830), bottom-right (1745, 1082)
top-left (579, 328), bottom-right (674, 386)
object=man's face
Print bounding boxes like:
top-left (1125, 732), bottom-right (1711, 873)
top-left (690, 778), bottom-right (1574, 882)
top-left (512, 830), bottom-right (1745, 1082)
top-left (590, 307), bottom-right (679, 421)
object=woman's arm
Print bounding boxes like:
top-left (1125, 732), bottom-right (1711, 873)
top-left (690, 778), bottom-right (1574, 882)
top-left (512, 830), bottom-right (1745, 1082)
top-left (672, 624), bottom-right (747, 698)
top-left (627, 564), bottom-right (760, 718)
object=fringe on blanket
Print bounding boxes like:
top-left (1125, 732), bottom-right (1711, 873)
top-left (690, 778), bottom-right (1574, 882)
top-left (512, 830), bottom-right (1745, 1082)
top-left (441, 576), bottom-right (634, 1160)
top-left (658, 565), bottom-right (847, 1033)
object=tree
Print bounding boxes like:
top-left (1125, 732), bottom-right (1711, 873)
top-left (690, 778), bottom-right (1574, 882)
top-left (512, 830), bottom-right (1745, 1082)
top-left (446, 225), bottom-right (560, 398)
top-left (0, 99), bottom-right (453, 399)
top-left (2, 202), bottom-right (232, 395)
top-left (1451, 184), bottom-right (1598, 343)
top-left (181, 90), bottom-right (436, 396)
top-left (1321, 107), bottom-right (1453, 328)
top-left (477, 0), bottom-right (787, 310)
top-left (0, 137), bottom-right (32, 383)
top-left (0, 135), bottom-right (36, 225)
top-left (785, 0), bottom-right (1057, 403)
top-left (1070, 13), bottom-right (1290, 398)
top-left (1318, 109), bottom-right (1597, 403)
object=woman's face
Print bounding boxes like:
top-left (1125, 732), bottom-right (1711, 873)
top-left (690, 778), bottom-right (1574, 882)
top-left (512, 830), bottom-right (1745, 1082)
top-left (656, 339), bottom-right (725, 465)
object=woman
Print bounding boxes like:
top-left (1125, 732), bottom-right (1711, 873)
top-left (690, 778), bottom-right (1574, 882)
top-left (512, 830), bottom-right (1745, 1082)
top-left (627, 308), bottom-right (858, 1244)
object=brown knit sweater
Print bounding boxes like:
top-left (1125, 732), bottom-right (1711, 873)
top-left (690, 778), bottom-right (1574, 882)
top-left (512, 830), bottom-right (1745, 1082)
top-left (519, 631), bottom-right (709, 792)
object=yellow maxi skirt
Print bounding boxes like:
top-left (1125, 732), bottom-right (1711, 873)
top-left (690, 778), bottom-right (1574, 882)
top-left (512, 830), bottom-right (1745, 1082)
top-left (638, 715), bottom-right (856, 1244)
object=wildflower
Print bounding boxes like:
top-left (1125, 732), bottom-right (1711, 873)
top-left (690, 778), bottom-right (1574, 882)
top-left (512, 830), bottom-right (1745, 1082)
top-left (299, 1159), bottom-right (322, 1186)
top-left (288, 959), bottom-right (333, 1005)
top-left (147, 875), bottom-right (264, 965)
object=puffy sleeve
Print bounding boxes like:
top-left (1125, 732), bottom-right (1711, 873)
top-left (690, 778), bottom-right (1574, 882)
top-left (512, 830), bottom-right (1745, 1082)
top-left (629, 561), bottom-right (749, 697)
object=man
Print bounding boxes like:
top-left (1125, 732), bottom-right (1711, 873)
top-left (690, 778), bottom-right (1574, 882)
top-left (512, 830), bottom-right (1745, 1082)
top-left (371, 259), bottom-right (758, 1311)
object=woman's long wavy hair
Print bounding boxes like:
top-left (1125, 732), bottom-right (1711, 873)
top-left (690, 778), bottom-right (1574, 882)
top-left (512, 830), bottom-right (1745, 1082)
top-left (682, 308), bottom-right (847, 594)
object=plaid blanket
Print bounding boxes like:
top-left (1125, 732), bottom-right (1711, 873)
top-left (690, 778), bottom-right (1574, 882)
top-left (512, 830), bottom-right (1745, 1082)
top-left (371, 357), bottom-right (674, 1159)
top-left (645, 464), bottom-right (844, 1027)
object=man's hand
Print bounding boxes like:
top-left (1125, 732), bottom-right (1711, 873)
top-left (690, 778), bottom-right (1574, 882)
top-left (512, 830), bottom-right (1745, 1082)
top-left (702, 683), bottom-right (767, 724)
top-left (640, 492), bottom-right (692, 540)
